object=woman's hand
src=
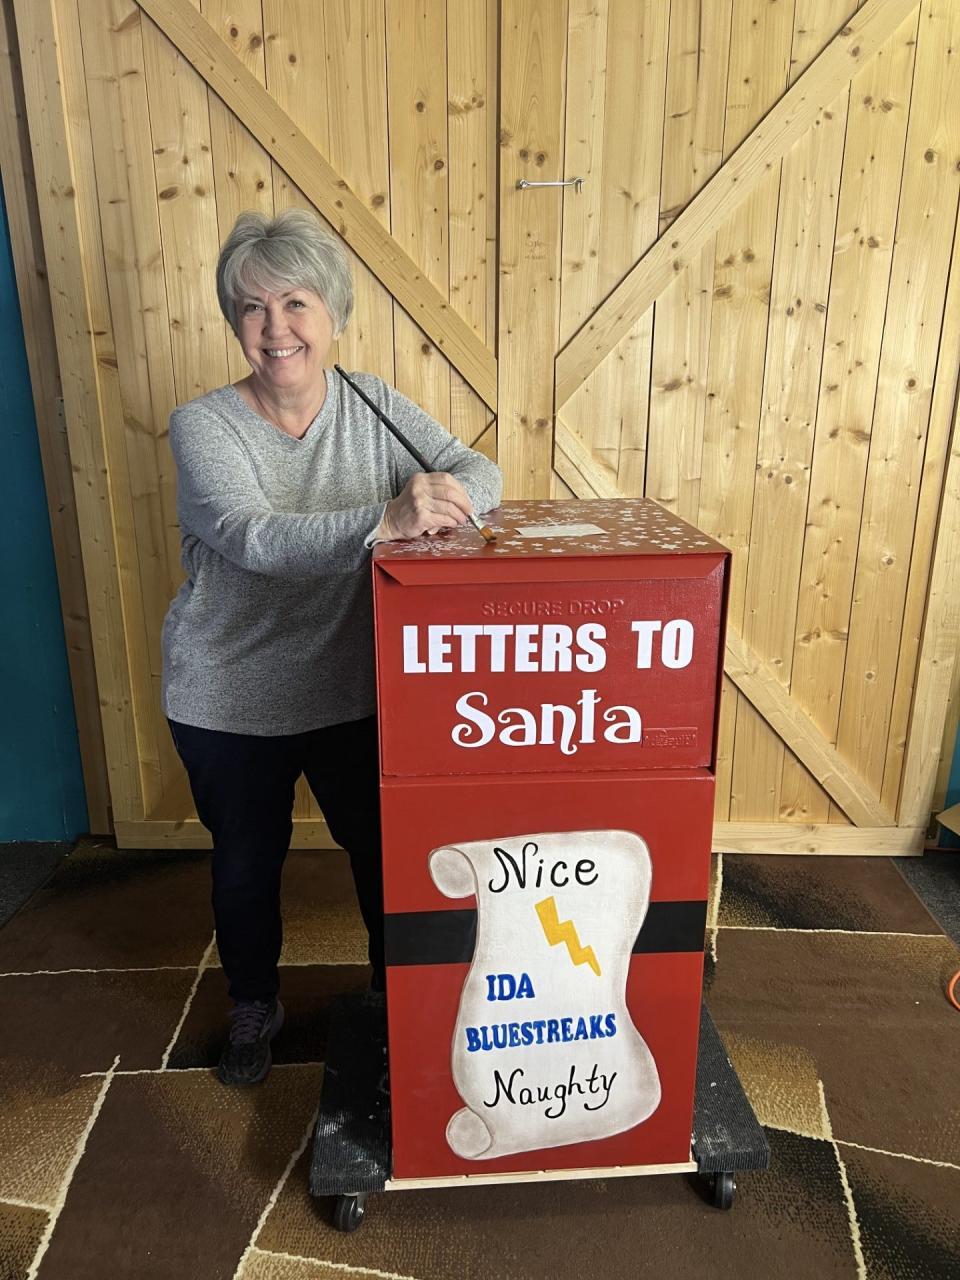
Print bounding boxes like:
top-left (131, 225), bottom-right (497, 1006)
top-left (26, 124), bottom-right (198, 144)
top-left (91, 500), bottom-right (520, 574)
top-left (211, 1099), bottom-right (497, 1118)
top-left (376, 472), bottom-right (474, 541)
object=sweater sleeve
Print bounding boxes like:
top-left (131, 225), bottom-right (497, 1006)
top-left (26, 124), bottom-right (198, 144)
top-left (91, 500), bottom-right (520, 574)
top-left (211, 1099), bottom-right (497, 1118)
top-left (350, 374), bottom-right (503, 515)
top-left (170, 404), bottom-right (386, 579)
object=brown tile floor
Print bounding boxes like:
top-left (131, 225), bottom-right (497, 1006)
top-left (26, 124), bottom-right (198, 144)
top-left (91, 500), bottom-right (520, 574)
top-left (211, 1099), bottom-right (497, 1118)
top-left (0, 844), bottom-right (214, 973)
top-left (1, 845), bottom-right (958, 1279)
top-left (35, 1066), bottom-right (324, 1280)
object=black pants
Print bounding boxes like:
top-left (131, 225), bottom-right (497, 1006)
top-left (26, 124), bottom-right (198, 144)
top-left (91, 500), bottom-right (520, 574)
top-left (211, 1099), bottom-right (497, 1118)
top-left (168, 715), bottom-right (384, 1002)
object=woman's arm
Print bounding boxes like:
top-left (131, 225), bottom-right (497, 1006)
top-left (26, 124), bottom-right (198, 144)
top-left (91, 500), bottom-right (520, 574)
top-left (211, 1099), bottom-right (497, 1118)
top-left (170, 407), bottom-right (385, 578)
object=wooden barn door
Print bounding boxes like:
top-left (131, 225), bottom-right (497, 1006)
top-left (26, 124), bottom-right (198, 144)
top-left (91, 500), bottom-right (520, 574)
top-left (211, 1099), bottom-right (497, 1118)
top-left (13, 0), bottom-right (499, 846)
top-left (11, 0), bottom-right (960, 852)
top-left (498, 0), bottom-right (960, 855)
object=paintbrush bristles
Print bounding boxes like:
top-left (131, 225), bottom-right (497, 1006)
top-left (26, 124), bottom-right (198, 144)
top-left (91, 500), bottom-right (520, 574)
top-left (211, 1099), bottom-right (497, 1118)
top-left (468, 513), bottom-right (497, 543)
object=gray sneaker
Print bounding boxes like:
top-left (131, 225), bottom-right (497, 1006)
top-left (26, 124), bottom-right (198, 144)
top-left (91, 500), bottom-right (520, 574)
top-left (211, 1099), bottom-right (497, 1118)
top-left (218, 998), bottom-right (285, 1086)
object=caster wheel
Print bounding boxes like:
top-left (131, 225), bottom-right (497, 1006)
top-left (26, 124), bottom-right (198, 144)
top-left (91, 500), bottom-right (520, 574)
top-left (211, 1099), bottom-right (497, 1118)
top-left (712, 1171), bottom-right (736, 1211)
top-left (333, 1193), bottom-right (367, 1233)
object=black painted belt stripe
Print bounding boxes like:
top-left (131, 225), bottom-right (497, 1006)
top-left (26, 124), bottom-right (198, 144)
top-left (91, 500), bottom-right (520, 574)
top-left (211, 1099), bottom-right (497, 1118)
top-left (384, 900), bottom-right (708, 967)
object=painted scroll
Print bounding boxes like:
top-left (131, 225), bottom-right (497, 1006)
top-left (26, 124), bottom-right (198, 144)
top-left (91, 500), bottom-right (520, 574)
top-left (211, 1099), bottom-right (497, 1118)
top-left (429, 829), bottom-right (661, 1160)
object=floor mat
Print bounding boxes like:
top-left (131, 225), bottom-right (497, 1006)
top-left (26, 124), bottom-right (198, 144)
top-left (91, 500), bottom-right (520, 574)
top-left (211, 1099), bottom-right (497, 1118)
top-left (0, 844), bottom-right (957, 1279)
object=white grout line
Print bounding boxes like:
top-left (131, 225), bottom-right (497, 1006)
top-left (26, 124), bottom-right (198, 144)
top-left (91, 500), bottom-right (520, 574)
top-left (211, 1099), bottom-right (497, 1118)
top-left (0, 964), bottom-right (199, 978)
top-left (723, 1118), bottom-right (960, 1175)
top-left (26, 1055), bottom-right (120, 1280)
top-left (719, 925), bottom-right (944, 938)
top-left (708, 853), bottom-right (723, 963)
top-left (0, 1194), bottom-right (52, 1214)
top-left (819, 1081), bottom-right (867, 1280)
top-left (233, 1106), bottom-right (321, 1280)
top-left (160, 935), bottom-right (216, 1069)
top-left (79, 1062), bottom-right (322, 1079)
top-left (835, 1138), bottom-right (960, 1173)
top-left (80, 1066), bottom-right (215, 1079)
top-left (242, 1245), bottom-right (423, 1280)
top-left (0, 958), bottom-right (368, 979)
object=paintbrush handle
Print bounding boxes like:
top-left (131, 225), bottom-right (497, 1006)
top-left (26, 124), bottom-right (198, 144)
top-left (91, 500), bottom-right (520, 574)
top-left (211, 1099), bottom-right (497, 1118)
top-left (334, 364), bottom-right (434, 473)
top-left (335, 363), bottom-right (496, 545)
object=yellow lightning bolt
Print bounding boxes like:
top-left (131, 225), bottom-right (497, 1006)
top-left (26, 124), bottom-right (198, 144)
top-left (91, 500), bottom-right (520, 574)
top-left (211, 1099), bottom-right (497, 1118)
top-left (535, 897), bottom-right (601, 977)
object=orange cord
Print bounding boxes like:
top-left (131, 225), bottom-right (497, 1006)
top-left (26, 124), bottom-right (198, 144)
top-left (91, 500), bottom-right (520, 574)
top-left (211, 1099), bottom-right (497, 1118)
top-left (949, 970), bottom-right (960, 1013)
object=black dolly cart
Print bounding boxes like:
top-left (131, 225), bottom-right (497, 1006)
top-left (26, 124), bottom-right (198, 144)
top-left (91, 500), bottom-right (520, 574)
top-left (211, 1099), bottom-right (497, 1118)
top-left (310, 992), bottom-right (770, 1232)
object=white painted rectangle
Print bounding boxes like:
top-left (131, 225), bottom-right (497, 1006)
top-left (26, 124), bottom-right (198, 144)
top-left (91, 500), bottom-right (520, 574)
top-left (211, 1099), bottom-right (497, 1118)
top-left (515, 523), bottom-right (605, 538)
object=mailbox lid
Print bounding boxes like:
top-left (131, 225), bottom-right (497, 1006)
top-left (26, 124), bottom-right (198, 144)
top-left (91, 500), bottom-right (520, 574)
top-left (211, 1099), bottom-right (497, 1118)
top-left (374, 500), bottom-right (729, 777)
top-left (374, 497), bottom-right (729, 569)
top-left (380, 769), bottom-right (714, 1180)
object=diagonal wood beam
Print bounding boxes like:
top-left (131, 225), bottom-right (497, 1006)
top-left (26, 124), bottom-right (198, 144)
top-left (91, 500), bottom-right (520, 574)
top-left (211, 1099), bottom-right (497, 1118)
top-left (554, 421), bottom-right (623, 498)
top-left (134, 0), bottom-right (497, 410)
top-left (724, 629), bottom-right (894, 828)
top-left (556, 461), bottom-right (895, 826)
top-left (554, 0), bottom-right (917, 408)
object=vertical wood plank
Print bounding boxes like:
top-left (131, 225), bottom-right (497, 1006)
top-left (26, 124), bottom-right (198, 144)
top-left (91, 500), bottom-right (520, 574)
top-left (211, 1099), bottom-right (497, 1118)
top-left (932, 647), bottom-right (960, 814)
top-left (499, 0), bottom-right (568, 497)
top-left (13, 0), bottom-right (150, 820)
top-left (889, 167), bottom-right (960, 823)
top-left (898, 376), bottom-right (960, 827)
top-left (322, 0), bottom-right (394, 385)
top-left (58, 0), bottom-right (171, 816)
top-left (559, 0), bottom-right (670, 499)
top-left (648, 0), bottom-right (732, 525)
top-left (607, 0), bottom-right (670, 497)
top-left (81, 0), bottom-right (189, 803)
top-left (262, 0), bottom-right (339, 389)
top-left (554, 0), bottom-right (611, 467)
top-left (0, 0), bottom-right (111, 830)
top-left (697, 0), bottom-right (797, 819)
top-left (386, 0), bottom-right (450, 425)
top-left (557, 0), bottom-right (609, 349)
top-left (141, 2), bottom-right (229, 404)
top-left (782, 7), bottom-right (919, 823)
top-left (139, 0), bottom-right (233, 805)
top-left (448, 0), bottom-right (494, 448)
top-left (82, 0), bottom-right (180, 662)
top-left (201, 0), bottom-right (273, 386)
top-left (262, 0), bottom-right (327, 219)
top-left (732, 0), bottom-right (854, 822)
top-left (485, 0), bottom-right (499, 383)
top-left (835, 0), bottom-right (960, 804)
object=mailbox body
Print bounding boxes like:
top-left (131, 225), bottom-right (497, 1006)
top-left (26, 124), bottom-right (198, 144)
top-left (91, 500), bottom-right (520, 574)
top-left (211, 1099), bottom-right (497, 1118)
top-left (373, 499), bottom-right (729, 1181)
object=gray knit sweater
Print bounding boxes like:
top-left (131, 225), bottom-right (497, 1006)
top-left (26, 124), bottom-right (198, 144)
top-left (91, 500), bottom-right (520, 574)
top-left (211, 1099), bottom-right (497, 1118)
top-left (161, 369), bottom-right (502, 735)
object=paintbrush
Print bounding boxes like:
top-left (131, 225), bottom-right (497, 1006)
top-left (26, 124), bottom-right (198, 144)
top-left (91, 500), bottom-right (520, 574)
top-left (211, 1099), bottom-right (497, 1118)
top-left (334, 363), bottom-right (496, 544)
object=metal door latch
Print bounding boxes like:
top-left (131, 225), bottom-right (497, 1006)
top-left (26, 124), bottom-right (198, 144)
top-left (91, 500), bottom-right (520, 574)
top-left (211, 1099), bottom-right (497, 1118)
top-left (516, 176), bottom-right (584, 193)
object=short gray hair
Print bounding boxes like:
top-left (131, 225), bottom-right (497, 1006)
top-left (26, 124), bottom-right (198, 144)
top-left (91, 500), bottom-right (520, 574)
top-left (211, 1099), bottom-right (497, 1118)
top-left (216, 209), bottom-right (354, 336)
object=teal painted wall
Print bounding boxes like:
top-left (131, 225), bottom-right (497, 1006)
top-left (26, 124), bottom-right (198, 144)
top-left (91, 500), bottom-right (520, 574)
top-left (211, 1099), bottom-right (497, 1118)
top-left (0, 181), bottom-right (87, 840)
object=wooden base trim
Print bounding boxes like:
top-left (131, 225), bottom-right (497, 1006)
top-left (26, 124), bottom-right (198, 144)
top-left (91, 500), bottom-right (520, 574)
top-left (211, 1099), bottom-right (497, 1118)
top-left (714, 823), bottom-right (924, 855)
top-left (115, 816), bottom-right (337, 849)
top-left (385, 1157), bottom-right (697, 1192)
top-left (116, 813), bottom-right (924, 856)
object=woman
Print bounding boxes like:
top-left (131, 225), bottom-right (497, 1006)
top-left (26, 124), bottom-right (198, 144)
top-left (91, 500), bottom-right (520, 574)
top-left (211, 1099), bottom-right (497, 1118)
top-left (161, 209), bottom-right (502, 1086)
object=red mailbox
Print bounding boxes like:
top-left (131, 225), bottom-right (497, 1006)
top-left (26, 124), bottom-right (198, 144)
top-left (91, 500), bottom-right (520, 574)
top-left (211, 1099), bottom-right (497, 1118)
top-left (374, 499), bottom-right (729, 1183)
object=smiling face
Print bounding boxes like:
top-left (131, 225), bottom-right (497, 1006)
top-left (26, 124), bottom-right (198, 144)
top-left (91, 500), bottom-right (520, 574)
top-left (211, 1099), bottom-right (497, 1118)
top-left (236, 284), bottom-right (336, 398)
